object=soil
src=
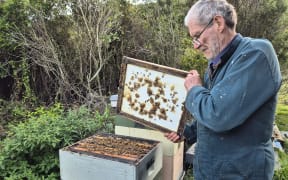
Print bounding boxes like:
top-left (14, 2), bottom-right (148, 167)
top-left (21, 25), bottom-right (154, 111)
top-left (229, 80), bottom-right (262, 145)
top-left (70, 134), bottom-right (157, 162)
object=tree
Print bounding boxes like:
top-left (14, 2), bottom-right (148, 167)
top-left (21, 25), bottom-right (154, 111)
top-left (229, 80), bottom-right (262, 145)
top-left (9, 0), bottom-right (122, 108)
top-left (0, 0), bottom-right (287, 106)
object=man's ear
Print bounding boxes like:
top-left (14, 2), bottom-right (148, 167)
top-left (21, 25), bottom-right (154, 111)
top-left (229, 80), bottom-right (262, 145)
top-left (214, 15), bottom-right (225, 32)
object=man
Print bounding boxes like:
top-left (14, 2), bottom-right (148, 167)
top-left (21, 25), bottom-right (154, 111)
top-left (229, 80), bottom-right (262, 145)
top-left (165, 0), bottom-right (282, 179)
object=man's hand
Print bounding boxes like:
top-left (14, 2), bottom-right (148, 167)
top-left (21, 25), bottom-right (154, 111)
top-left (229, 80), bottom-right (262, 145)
top-left (184, 70), bottom-right (202, 91)
top-left (164, 132), bottom-right (181, 143)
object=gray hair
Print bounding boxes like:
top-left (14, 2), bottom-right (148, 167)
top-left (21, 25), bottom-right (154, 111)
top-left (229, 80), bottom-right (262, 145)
top-left (184, 0), bottom-right (237, 30)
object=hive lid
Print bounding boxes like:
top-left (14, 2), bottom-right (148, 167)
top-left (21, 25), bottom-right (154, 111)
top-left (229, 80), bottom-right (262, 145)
top-left (117, 56), bottom-right (190, 134)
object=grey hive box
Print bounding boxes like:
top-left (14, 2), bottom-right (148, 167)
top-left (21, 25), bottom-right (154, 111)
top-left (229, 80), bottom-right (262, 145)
top-left (59, 133), bottom-right (162, 180)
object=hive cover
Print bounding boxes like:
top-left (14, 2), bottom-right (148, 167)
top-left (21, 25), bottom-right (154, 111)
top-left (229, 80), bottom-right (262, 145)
top-left (117, 56), bottom-right (190, 133)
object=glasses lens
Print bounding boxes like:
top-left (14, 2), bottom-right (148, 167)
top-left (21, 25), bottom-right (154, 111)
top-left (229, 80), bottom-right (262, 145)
top-left (192, 39), bottom-right (200, 47)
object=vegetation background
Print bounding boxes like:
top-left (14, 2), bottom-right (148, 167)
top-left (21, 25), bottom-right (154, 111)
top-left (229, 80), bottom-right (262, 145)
top-left (0, 0), bottom-right (287, 179)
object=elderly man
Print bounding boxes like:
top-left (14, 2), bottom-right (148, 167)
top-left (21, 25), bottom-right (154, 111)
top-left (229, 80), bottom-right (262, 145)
top-left (165, 0), bottom-right (282, 179)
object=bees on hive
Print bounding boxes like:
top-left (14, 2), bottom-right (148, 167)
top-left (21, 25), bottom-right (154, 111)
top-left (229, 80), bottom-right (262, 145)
top-left (123, 68), bottom-right (184, 123)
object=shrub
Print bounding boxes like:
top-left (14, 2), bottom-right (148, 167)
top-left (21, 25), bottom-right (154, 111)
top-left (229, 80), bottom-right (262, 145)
top-left (0, 103), bottom-right (114, 179)
top-left (179, 40), bottom-right (207, 76)
top-left (0, 99), bottom-right (32, 139)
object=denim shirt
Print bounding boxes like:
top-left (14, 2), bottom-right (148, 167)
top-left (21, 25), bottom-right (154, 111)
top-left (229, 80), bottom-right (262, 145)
top-left (183, 34), bottom-right (282, 179)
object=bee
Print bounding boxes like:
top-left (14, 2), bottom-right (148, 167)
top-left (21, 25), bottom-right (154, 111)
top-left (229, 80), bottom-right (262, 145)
top-left (162, 97), bottom-right (167, 103)
top-left (129, 102), bottom-right (135, 107)
top-left (134, 82), bottom-right (141, 90)
top-left (140, 103), bottom-right (146, 109)
top-left (153, 76), bottom-right (162, 88)
top-left (126, 94), bottom-right (132, 102)
top-left (149, 97), bottom-right (154, 104)
top-left (170, 91), bottom-right (178, 98)
top-left (172, 97), bottom-right (179, 104)
top-left (138, 77), bottom-right (143, 82)
top-left (144, 78), bottom-right (153, 87)
top-left (140, 109), bottom-right (148, 115)
top-left (171, 106), bottom-right (176, 112)
top-left (154, 101), bottom-right (160, 108)
top-left (147, 87), bottom-right (153, 96)
top-left (135, 93), bottom-right (140, 98)
top-left (170, 85), bottom-right (175, 91)
top-left (158, 88), bottom-right (165, 95)
top-left (149, 106), bottom-right (157, 115)
top-left (159, 108), bottom-right (166, 114)
top-left (155, 94), bottom-right (160, 100)
top-left (128, 86), bottom-right (134, 92)
top-left (158, 113), bottom-right (167, 120)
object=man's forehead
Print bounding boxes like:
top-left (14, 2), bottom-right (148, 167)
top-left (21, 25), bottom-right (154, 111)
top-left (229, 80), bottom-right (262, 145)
top-left (187, 19), bottom-right (202, 32)
top-left (187, 17), bottom-right (202, 27)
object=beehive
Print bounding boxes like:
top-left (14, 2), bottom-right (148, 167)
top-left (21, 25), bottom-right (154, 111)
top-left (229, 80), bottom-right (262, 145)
top-left (59, 133), bottom-right (162, 180)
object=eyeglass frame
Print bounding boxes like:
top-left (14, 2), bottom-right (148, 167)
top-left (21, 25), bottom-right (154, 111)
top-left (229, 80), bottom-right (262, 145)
top-left (192, 17), bottom-right (214, 47)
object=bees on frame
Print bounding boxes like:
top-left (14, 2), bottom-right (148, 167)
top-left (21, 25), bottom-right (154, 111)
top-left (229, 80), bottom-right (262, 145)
top-left (119, 57), bottom-right (188, 132)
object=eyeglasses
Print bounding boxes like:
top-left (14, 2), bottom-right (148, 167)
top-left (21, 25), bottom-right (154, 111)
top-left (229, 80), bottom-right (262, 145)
top-left (192, 18), bottom-right (214, 48)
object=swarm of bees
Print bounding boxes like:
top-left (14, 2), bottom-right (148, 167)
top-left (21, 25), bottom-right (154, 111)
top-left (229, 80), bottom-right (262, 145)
top-left (123, 69), bottom-right (185, 122)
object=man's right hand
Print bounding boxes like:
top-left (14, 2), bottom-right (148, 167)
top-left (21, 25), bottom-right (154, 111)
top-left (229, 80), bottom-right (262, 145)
top-left (164, 132), bottom-right (181, 143)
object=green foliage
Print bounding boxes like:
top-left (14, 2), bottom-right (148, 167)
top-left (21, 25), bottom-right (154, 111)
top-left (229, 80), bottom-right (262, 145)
top-left (121, 0), bottom-right (189, 67)
top-left (1, 0), bottom-right (288, 104)
top-left (274, 165), bottom-right (288, 180)
top-left (274, 103), bottom-right (288, 179)
top-left (0, 103), bottom-right (114, 179)
top-left (273, 28), bottom-right (288, 64)
top-left (183, 168), bottom-right (194, 180)
top-left (9, 58), bottom-right (36, 103)
top-left (274, 150), bottom-right (288, 180)
top-left (179, 37), bottom-right (207, 75)
top-left (275, 104), bottom-right (288, 131)
top-left (0, 99), bottom-right (32, 139)
top-left (278, 76), bottom-right (288, 105)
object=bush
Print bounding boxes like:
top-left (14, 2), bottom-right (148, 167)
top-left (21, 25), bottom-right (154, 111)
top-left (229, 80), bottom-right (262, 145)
top-left (0, 103), bottom-right (114, 179)
top-left (179, 38), bottom-right (207, 76)
top-left (0, 99), bottom-right (32, 139)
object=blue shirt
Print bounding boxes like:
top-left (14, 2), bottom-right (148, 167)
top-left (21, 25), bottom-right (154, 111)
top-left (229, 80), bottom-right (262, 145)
top-left (183, 34), bottom-right (282, 179)
top-left (209, 34), bottom-right (239, 67)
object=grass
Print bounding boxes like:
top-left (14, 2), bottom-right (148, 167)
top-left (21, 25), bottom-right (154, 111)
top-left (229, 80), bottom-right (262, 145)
top-left (276, 104), bottom-right (288, 131)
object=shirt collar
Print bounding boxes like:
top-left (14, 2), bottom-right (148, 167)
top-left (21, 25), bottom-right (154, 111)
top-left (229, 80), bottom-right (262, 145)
top-left (209, 33), bottom-right (242, 67)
